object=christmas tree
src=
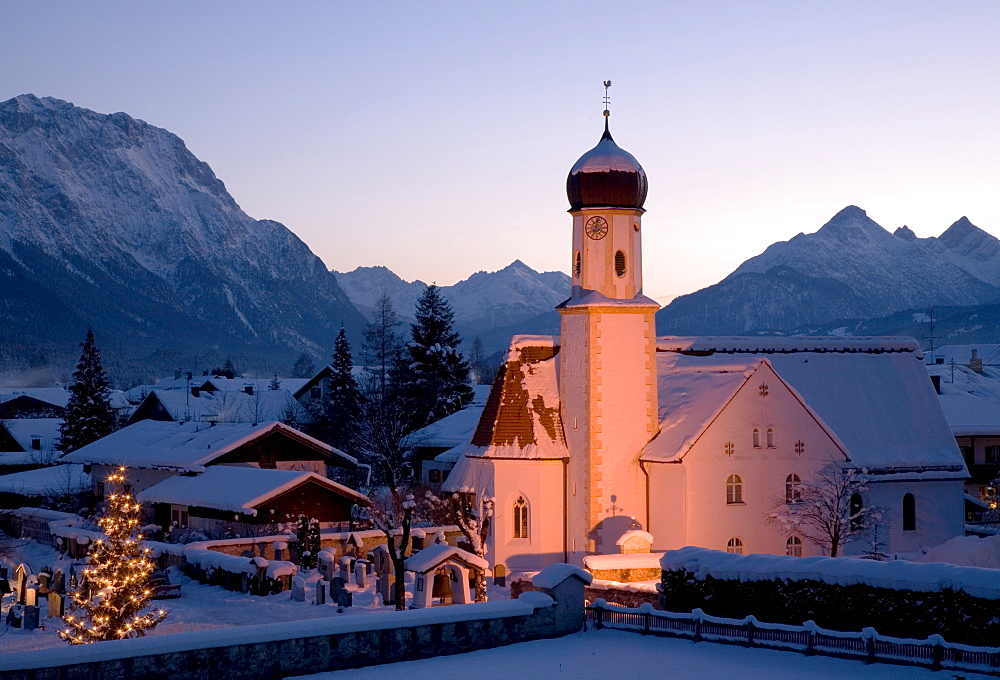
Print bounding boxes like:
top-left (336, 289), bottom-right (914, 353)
top-left (57, 328), bottom-right (117, 453)
top-left (59, 468), bottom-right (167, 643)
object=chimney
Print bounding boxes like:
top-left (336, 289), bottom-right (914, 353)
top-left (31, 435), bottom-right (41, 451)
top-left (971, 349), bottom-right (983, 374)
top-left (930, 375), bottom-right (941, 394)
top-left (191, 386), bottom-right (201, 398)
top-left (244, 384), bottom-right (254, 395)
top-left (175, 368), bottom-right (182, 380)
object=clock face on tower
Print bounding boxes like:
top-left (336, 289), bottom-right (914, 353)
top-left (585, 216), bottom-right (609, 240)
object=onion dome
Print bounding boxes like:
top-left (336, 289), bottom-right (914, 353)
top-left (566, 119), bottom-right (647, 211)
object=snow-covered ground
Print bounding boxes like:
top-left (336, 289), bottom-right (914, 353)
top-left (293, 628), bottom-right (977, 679)
top-left (0, 536), bottom-right (486, 655)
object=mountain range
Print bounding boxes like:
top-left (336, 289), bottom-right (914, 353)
top-left (657, 206), bottom-right (1000, 335)
top-left (2, 95), bottom-right (998, 386)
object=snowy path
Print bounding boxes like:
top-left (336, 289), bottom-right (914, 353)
top-left (294, 629), bottom-right (982, 679)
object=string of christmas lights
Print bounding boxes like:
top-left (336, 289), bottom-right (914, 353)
top-left (58, 467), bottom-right (167, 644)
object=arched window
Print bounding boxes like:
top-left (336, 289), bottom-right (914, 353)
top-left (766, 428), bottom-right (775, 448)
top-left (513, 496), bottom-right (529, 539)
top-left (902, 493), bottom-right (915, 531)
top-left (786, 536), bottom-right (803, 557)
top-left (574, 251), bottom-right (581, 278)
top-left (785, 474), bottom-right (801, 503)
top-left (727, 537), bottom-right (744, 554)
top-left (850, 493), bottom-right (863, 531)
top-left (726, 474), bottom-right (743, 504)
top-left (614, 250), bottom-right (627, 277)
top-left (752, 429), bottom-right (761, 448)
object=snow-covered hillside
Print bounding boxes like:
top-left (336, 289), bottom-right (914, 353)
top-left (658, 206), bottom-right (1000, 335)
top-left (0, 94), bottom-right (365, 379)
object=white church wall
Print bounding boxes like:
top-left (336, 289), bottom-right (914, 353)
top-left (677, 363), bottom-right (845, 558)
top-left (646, 463), bottom-right (686, 550)
top-left (858, 477), bottom-right (965, 556)
top-left (490, 459), bottom-right (565, 573)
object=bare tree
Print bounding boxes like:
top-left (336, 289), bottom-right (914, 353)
top-left (767, 463), bottom-right (882, 558)
top-left (365, 487), bottom-right (420, 610)
top-left (426, 489), bottom-right (493, 601)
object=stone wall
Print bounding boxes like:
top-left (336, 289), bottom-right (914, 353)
top-left (0, 565), bottom-right (588, 680)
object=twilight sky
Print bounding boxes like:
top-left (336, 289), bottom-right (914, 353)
top-left (3, 2), bottom-right (998, 302)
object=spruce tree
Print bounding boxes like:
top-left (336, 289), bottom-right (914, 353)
top-left (361, 292), bottom-right (403, 398)
top-left (59, 468), bottom-right (167, 643)
top-left (400, 284), bottom-right (473, 428)
top-left (57, 328), bottom-right (116, 453)
top-left (319, 327), bottom-right (364, 452)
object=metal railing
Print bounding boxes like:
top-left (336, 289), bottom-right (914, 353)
top-left (585, 600), bottom-right (1000, 674)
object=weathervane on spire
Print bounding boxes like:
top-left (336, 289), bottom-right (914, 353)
top-left (603, 80), bottom-right (612, 117)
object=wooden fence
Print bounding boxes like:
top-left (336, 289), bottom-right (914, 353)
top-left (586, 600), bottom-right (1000, 675)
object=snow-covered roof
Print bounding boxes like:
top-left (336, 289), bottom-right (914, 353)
top-left (615, 530), bottom-right (655, 547)
top-left (651, 338), bottom-right (963, 471)
top-left (583, 552), bottom-right (662, 571)
top-left (411, 390), bottom-right (490, 449)
top-left (136, 465), bottom-right (369, 513)
top-left (465, 339), bottom-right (566, 460)
top-left (929, 364), bottom-right (1000, 436)
top-left (130, 388), bottom-right (305, 425)
top-left (0, 464), bottom-right (90, 496)
top-left (928, 344), bottom-right (1000, 368)
top-left (404, 543), bottom-right (489, 572)
top-left (1, 418), bottom-right (62, 452)
top-left (61, 420), bottom-right (355, 471)
top-left (0, 387), bottom-right (69, 408)
top-left (532, 563), bottom-right (593, 588)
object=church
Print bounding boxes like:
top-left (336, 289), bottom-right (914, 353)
top-left (443, 105), bottom-right (967, 572)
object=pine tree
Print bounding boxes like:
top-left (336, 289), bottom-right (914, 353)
top-left (222, 358), bottom-right (236, 379)
top-left (361, 292), bottom-right (403, 398)
top-left (59, 468), bottom-right (167, 643)
top-left (469, 337), bottom-right (487, 385)
top-left (291, 353), bottom-right (316, 379)
top-left (57, 328), bottom-right (117, 453)
top-left (269, 373), bottom-right (282, 390)
top-left (316, 327), bottom-right (364, 452)
top-left (399, 284), bottom-right (473, 428)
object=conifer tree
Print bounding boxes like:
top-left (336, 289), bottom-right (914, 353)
top-left (361, 292), bottom-right (403, 398)
top-left (222, 358), bottom-right (236, 379)
top-left (57, 328), bottom-right (116, 453)
top-left (59, 468), bottom-right (167, 643)
top-left (269, 373), bottom-right (282, 390)
top-left (316, 327), bottom-right (364, 452)
top-left (399, 284), bottom-right (472, 428)
top-left (291, 353), bottom-right (316, 379)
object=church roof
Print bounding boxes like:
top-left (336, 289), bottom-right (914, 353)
top-left (566, 121), bottom-right (647, 211)
top-left (466, 337), bottom-right (566, 459)
top-left (649, 337), bottom-right (965, 473)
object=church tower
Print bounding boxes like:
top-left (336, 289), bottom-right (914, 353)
top-left (559, 89), bottom-right (660, 562)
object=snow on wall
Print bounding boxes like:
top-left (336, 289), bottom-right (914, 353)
top-left (662, 546), bottom-right (1000, 599)
top-left (584, 552), bottom-right (663, 571)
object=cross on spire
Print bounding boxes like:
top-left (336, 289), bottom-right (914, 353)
top-left (603, 80), bottom-right (612, 117)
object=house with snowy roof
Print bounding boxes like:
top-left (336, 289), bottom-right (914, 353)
top-left (0, 418), bottom-right (62, 473)
top-left (443, 113), bottom-right (967, 572)
top-left (136, 465), bottom-right (369, 533)
top-left (927, 356), bottom-right (1000, 500)
top-left (127, 386), bottom-right (308, 426)
top-left (61, 420), bottom-right (357, 495)
top-left (414, 384), bottom-right (491, 486)
top-left (0, 388), bottom-right (68, 419)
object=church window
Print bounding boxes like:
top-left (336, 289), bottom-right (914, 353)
top-left (726, 475), bottom-right (743, 504)
top-left (786, 535), bottom-right (803, 557)
top-left (752, 429), bottom-right (761, 448)
top-left (902, 493), bottom-right (916, 531)
top-left (849, 493), bottom-right (863, 530)
top-left (574, 251), bottom-right (581, 278)
top-left (513, 496), bottom-right (529, 539)
top-left (726, 537), bottom-right (744, 554)
top-left (766, 428), bottom-right (775, 448)
top-left (785, 474), bottom-right (801, 503)
top-left (614, 250), bottom-right (627, 277)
